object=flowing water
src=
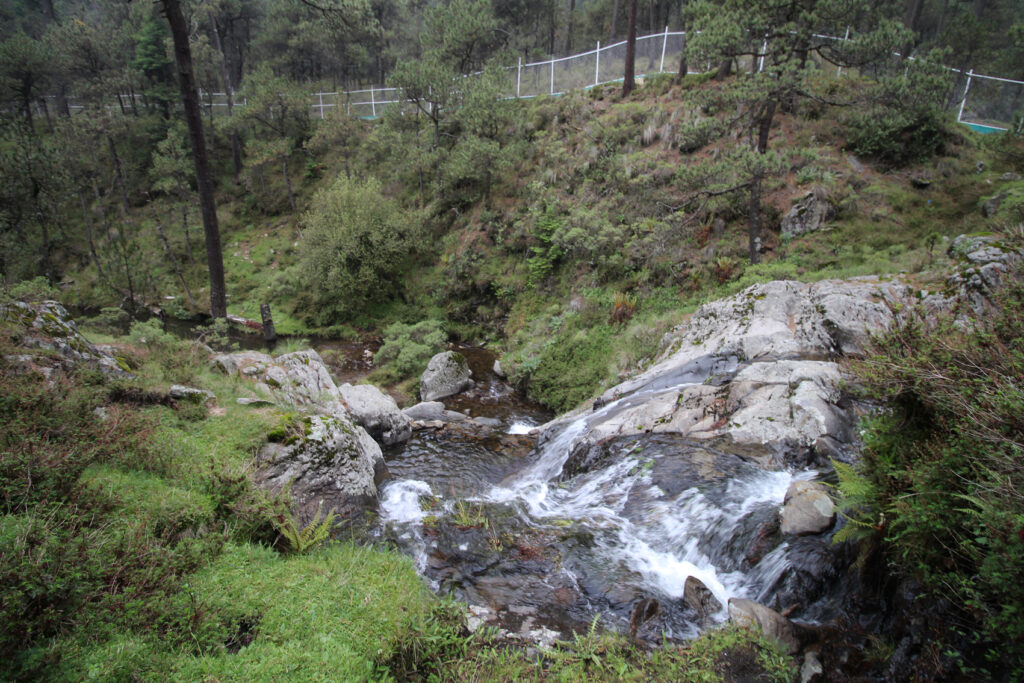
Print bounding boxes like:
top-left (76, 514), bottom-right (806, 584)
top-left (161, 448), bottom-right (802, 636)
top-left (377, 347), bottom-right (850, 641)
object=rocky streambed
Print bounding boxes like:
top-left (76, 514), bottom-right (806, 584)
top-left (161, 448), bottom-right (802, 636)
top-left (7, 233), bottom-right (1016, 673)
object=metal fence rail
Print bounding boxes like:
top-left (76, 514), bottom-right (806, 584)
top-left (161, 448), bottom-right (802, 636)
top-left (39, 28), bottom-right (1024, 133)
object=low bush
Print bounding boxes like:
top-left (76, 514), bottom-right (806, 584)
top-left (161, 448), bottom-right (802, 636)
top-left (372, 319), bottom-right (447, 384)
top-left (839, 260), bottom-right (1024, 676)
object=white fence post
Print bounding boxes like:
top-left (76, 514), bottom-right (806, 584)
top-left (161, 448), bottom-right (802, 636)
top-left (517, 57), bottom-right (522, 98)
top-left (370, 86), bottom-right (376, 117)
top-left (660, 26), bottom-right (668, 72)
top-left (550, 58), bottom-right (555, 95)
top-left (837, 26), bottom-right (850, 77)
top-left (595, 41), bottom-right (600, 85)
top-left (957, 69), bottom-right (973, 123)
top-left (758, 36), bottom-right (768, 72)
top-left (318, 92), bottom-right (324, 119)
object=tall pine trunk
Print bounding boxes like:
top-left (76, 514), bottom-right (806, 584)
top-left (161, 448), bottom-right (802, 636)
top-left (162, 0), bottom-right (227, 319)
top-left (623, 0), bottom-right (638, 95)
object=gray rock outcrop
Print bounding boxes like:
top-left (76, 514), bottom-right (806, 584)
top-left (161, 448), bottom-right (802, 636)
top-left (728, 598), bottom-right (800, 654)
top-left (403, 401), bottom-right (468, 422)
top-left (780, 480), bottom-right (836, 536)
top-left (420, 351), bottom-right (474, 401)
top-left (781, 189), bottom-right (836, 239)
top-left (545, 279), bottom-right (921, 471)
top-left (214, 348), bottom-right (397, 516)
top-left (256, 414), bottom-right (384, 523)
top-left (0, 300), bottom-right (131, 377)
top-left (338, 382), bottom-right (412, 445)
top-left (946, 234), bottom-right (1023, 318)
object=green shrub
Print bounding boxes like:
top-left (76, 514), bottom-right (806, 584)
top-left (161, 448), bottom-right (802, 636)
top-left (841, 261), bottom-right (1024, 676)
top-left (299, 176), bottom-right (424, 326)
top-left (0, 276), bottom-right (61, 304)
top-left (372, 319), bottom-right (446, 384)
top-left (523, 324), bottom-right (614, 412)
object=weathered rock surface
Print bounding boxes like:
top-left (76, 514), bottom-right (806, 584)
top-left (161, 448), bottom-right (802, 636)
top-left (781, 189), bottom-right (836, 239)
top-left (0, 300), bottom-right (130, 377)
top-left (728, 598), bottom-right (800, 654)
top-left (541, 279), bottom-right (921, 469)
top-left (780, 481), bottom-right (836, 536)
top-left (338, 382), bottom-right (412, 445)
top-left (169, 385), bottom-right (216, 403)
top-left (420, 351), bottom-right (474, 401)
top-left (256, 414), bottom-right (384, 523)
top-left (210, 350), bottom-right (272, 377)
top-left (946, 234), bottom-right (1022, 318)
top-left (403, 401), bottom-right (468, 422)
top-left (213, 349), bottom-right (393, 515)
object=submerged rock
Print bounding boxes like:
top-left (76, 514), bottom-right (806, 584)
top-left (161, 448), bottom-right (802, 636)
top-left (403, 401), bottom-right (468, 422)
top-left (420, 351), bottom-right (473, 401)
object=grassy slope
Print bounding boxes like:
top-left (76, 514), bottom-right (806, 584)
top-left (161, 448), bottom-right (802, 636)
top-left (60, 74), bottom-right (1023, 413)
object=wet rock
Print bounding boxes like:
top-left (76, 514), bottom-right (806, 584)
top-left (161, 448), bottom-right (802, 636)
top-left (629, 597), bottom-right (662, 639)
top-left (169, 385), bottom-right (216, 403)
top-left (0, 300), bottom-right (131, 377)
top-left (780, 481), bottom-right (836, 536)
top-left (420, 351), bottom-right (473, 402)
top-left (538, 278), bottom-right (921, 473)
top-left (800, 651), bottom-right (823, 682)
top-left (683, 577), bottom-right (722, 620)
top-left (492, 359), bottom-right (506, 378)
top-left (728, 598), bottom-right (799, 654)
top-left (781, 189), bottom-right (836, 239)
top-left (255, 413), bottom-right (383, 523)
top-left (338, 382), bottom-right (412, 445)
top-left (745, 517), bottom-right (781, 566)
top-left (402, 401), bottom-right (468, 422)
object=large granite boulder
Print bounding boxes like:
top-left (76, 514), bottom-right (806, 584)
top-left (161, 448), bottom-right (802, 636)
top-left (338, 382), bottom-right (412, 445)
top-left (540, 279), bottom-right (924, 471)
top-left (256, 414), bottom-right (384, 523)
top-left (420, 351), bottom-right (474, 401)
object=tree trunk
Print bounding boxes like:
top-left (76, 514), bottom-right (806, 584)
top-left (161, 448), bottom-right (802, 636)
top-left (676, 28), bottom-right (688, 82)
top-left (80, 193), bottom-right (108, 283)
top-left (611, 0), bottom-right (620, 40)
top-left (623, 0), bottom-right (638, 96)
top-left (716, 58), bottom-right (732, 80)
top-left (565, 0), bottom-right (575, 53)
top-left (746, 99), bottom-right (776, 265)
top-left (155, 217), bottom-right (197, 310)
top-left (179, 195), bottom-right (194, 264)
top-left (282, 155), bottom-right (297, 213)
top-left (162, 0), bottom-right (228, 319)
top-left (107, 134), bottom-right (130, 215)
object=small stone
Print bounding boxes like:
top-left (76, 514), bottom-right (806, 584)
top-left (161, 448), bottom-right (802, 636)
top-left (999, 172), bottom-right (1022, 182)
top-left (976, 161), bottom-right (986, 173)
